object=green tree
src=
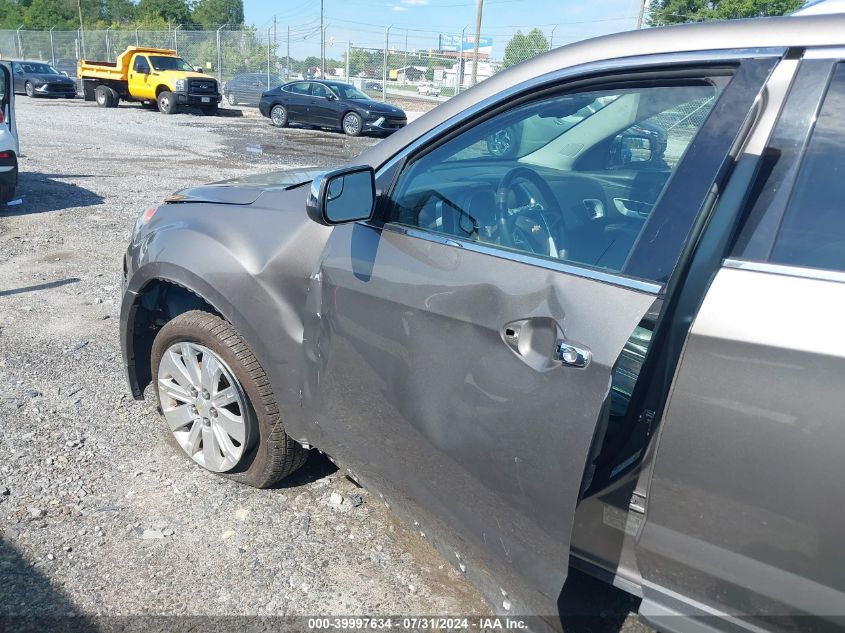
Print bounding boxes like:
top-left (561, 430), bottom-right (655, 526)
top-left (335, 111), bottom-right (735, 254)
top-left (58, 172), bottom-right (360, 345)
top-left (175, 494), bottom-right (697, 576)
top-left (648, 0), bottom-right (803, 25)
top-left (136, 0), bottom-right (191, 26)
top-left (191, 0), bottom-right (244, 28)
top-left (502, 28), bottom-right (548, 69)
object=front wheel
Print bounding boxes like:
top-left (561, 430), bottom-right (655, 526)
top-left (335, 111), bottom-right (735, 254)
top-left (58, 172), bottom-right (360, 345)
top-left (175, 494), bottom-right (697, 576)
top-left (342, 111), bottom-right (363, 137)
top-left (151, 311), bottom-right (308, 488)
top-left (157, 90), bottom-right (177, 114)
top-left (24, 82), bottom-right (35, 98)
top-left (270, 104), bottom-right (288, 128)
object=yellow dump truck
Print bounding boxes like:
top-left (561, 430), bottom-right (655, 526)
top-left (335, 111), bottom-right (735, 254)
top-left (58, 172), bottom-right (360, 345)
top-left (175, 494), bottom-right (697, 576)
top-left (78, 46), bottom-right (221, 115)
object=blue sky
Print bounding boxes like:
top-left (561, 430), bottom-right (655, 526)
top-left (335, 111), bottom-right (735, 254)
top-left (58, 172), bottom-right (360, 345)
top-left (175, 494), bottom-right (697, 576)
top-left (244, 0), bottom-right (644, 59)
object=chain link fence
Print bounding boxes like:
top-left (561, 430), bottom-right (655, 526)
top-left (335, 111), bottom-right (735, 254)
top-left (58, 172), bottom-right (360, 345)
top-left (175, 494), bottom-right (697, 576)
top-left (0, 27), bottom-right (593, 110)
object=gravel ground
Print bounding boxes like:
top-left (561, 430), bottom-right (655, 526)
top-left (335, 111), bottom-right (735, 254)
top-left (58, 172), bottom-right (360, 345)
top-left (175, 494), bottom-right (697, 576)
top-left (0, 96), bottom-right (647, 632)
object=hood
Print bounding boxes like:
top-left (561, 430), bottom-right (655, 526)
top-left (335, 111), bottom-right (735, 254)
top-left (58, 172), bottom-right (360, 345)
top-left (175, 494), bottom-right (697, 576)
top-left (164, 167), bottom-right (325, 205)
top-left (354, 100), bottom-right (405, 116)
top-left (182, 72), bottom-right (216, 81)
top-left (29, 73), bottom-right (74, 83)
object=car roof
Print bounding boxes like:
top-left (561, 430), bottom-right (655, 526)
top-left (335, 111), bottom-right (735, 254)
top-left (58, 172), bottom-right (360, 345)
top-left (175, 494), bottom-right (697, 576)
top-left (1, 59), bottom-right (56, 65)
top-left (356, 14), bottom-right (845, 170)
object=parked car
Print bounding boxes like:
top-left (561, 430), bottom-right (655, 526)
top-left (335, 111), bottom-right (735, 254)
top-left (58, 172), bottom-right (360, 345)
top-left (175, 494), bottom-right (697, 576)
top-left (417, 82), bottom-right (441, 96)
top-left (121, 15), bottom-right (845, 632)
top-left (223, 72), bottom-right (283, 106)
top-left (364, 80), bottom-right (381, 91)
top-left (0, 61), bottom-right (19, 203)
top-left (4, 59), bottom-right (76, 98)
top-left (258, 80), bottom-right (406, 136)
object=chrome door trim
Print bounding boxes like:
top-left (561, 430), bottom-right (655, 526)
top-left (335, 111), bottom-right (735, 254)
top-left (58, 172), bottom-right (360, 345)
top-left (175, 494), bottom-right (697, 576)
top-left (802, 46), bottom-right (845, 59)
top-left (375, 47), bottom-right (787, 178)
top-left (379, 222), bottom-right (663, 294)
top-left (723, 257), bottom-right (845, 284)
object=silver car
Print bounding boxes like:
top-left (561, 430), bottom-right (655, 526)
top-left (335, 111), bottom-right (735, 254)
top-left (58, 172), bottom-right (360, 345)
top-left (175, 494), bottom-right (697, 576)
top-left (120, 15), bottom-right (845, 632)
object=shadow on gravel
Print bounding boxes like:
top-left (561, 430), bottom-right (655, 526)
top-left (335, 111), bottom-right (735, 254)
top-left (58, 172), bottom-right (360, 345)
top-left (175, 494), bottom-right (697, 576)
top-left (270, 450), bottom-right (338, 489)
top-left (557, 567), bottom-right (642, 632)
top-left (0, 537), bottom-right (96, 632)
top-left (0, 277), bottom-right (81, 297)
top-left (2, 172), bottom-right (104, 215)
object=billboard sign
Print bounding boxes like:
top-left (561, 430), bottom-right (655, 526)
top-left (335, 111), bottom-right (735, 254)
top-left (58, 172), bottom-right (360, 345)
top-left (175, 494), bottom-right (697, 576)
top-left (438, 34), bottom-right (492, 55)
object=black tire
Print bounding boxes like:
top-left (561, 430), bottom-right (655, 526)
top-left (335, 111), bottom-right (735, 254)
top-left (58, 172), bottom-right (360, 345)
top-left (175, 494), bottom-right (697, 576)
top-left (95, 85), bottom-right (115, 108)
top-left (270, 104), bottom-right (288, 128)
top-left (25, 81), bottom-right (35, 98)
top-left (0, 168), bottom-right (16, 205)
top-left (225, 92), bottom-right (238, 106)
top-left (201, 103), bottom-right (218, 116)
top-left (106, 86), bottom-right (120, 108)
top-left (342, 111), bottom-right (363, 137)
top-left (151, 311), bottom-right (308, 488)
top-left (157, 90), bottom-right (177, 114)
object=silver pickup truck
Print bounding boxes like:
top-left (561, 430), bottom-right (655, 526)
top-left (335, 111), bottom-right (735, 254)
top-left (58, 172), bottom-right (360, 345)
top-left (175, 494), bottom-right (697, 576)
top-left (121, 14), bottom-right (845, 633)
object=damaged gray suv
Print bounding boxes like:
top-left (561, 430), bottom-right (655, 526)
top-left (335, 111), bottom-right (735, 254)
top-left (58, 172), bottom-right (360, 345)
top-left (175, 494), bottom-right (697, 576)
top-left (121, 15), bottom-right (845, 633)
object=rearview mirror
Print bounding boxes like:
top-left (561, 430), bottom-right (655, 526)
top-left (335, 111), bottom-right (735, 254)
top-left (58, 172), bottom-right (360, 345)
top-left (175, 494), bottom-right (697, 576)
top-left (306, 166), bottom-right (376, 225)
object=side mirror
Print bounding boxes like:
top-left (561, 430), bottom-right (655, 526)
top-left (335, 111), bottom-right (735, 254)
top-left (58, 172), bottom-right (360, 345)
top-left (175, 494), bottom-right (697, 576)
top-left (307, 166), bottom-right (376, 226)
top-left (609, 134), bottom-right (654, 168)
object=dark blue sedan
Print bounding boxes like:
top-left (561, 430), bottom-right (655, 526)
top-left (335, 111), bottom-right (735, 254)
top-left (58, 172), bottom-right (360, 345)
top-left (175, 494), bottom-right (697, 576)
top-left (258, 80), bottom-right (407, 136)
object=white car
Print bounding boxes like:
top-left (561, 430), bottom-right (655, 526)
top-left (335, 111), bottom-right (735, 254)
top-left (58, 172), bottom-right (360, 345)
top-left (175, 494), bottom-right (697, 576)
top-left (0, 61), bottom-right (19, 204)
top-left (417, 83), bottom-right (441, 96)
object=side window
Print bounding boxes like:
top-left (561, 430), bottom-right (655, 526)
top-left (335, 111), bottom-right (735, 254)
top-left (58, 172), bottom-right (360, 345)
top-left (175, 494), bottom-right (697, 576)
top-left (311, 83), bottom-right (330, 98)
top-left (387, 77), bottom-right (727, 276)
top-left (12, 63), bottom-right (22, 75)
top-left (768, 63), bottom-right (845, 272)
top-left (286, 82), bottom-right (310, 95)
top-left (133, 56), bottom-right (150, 74)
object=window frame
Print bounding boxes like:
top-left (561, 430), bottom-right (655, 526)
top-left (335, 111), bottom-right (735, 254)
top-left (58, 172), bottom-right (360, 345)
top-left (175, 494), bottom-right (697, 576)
top-left (730, 57), bottom-right (845, 278)
top-left (371, 53), bottom-right (779, 290)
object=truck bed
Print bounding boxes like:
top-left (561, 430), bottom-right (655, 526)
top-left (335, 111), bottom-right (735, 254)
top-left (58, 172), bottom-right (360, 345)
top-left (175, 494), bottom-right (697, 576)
top-left (78, 47), bottom-right (176, 81)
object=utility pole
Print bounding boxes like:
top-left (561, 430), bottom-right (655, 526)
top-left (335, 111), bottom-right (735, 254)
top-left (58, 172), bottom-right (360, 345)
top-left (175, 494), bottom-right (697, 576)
top-left (457, 25), bottom-right (467, 94)
top-left (320, 0), bottom-right (325, 78)
top-left (636, 0), bottom-right (651, 29)
top-left (550, 24), bottom-right (557, 49)
top-left (382, 25), bottom-right (392, 102)
top-left (77, 0), bottom-right (86, 58)
top-left (286, 25), bottom-right (290, 80)
top-left (470, 0), bottom-right (484, 87)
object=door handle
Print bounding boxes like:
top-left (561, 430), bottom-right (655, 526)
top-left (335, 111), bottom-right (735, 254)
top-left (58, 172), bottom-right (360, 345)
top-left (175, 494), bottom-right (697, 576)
top-left (554, 341), bottom-right (591, 368)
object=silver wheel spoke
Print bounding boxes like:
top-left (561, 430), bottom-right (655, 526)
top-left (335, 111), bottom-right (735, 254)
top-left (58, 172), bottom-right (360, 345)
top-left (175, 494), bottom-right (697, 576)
top-left (201, 354), bottom-right (222, 393)
top-left (211, 386), bottom-right (237, 408)
top-left (215, 408), bottom-right (246, 445)
top-left (158, 378), bottom-right (192, 404)
top-left (180, 343), bottom-right (202, 386)
top-left (161, 349), bottom-right (196, 391)
top-left (163, 403), bottom-right (195, 431)
top-left (201, 426), bottom-right (224, 471)
top-left (183, 420), bottom-right (202, 455)
top-left (212, 424), bottom-right (240, 463)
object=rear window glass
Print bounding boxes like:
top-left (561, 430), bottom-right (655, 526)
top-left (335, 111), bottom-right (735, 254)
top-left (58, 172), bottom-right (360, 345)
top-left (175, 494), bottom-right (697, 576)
top-left (770, 63), bottom-right (845, 272)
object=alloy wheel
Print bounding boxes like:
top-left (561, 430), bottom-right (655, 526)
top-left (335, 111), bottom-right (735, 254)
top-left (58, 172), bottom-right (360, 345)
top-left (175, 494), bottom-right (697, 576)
top-left (271, 105), bottom-right (286, 126)
top-left (343, 113), bottom-right (361, 136)
top-left (157, 342), bottom-right (252, 472)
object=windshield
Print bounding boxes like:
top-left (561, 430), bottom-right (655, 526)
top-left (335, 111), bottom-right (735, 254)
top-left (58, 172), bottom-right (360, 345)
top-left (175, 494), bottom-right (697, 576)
top-left (328, 84), bottom-right (369, 100)
top-left (149, 56), bottom-right (194, 72)
top-left (20, 62), bottom-right (60, 75)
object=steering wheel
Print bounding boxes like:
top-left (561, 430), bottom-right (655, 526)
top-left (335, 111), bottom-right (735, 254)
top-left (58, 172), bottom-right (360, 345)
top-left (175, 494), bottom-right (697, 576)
top-left (495, 167), bottom-right (565, 258)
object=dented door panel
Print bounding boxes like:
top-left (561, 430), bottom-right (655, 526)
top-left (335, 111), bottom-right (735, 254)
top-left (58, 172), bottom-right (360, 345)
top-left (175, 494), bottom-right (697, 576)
top-left (302, 222), bottom-right (655, 614)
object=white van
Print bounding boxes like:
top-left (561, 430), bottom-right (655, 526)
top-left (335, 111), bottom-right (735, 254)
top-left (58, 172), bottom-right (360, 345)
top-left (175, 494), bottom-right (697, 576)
top-left (0, 61), bottom-right (19, 203)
